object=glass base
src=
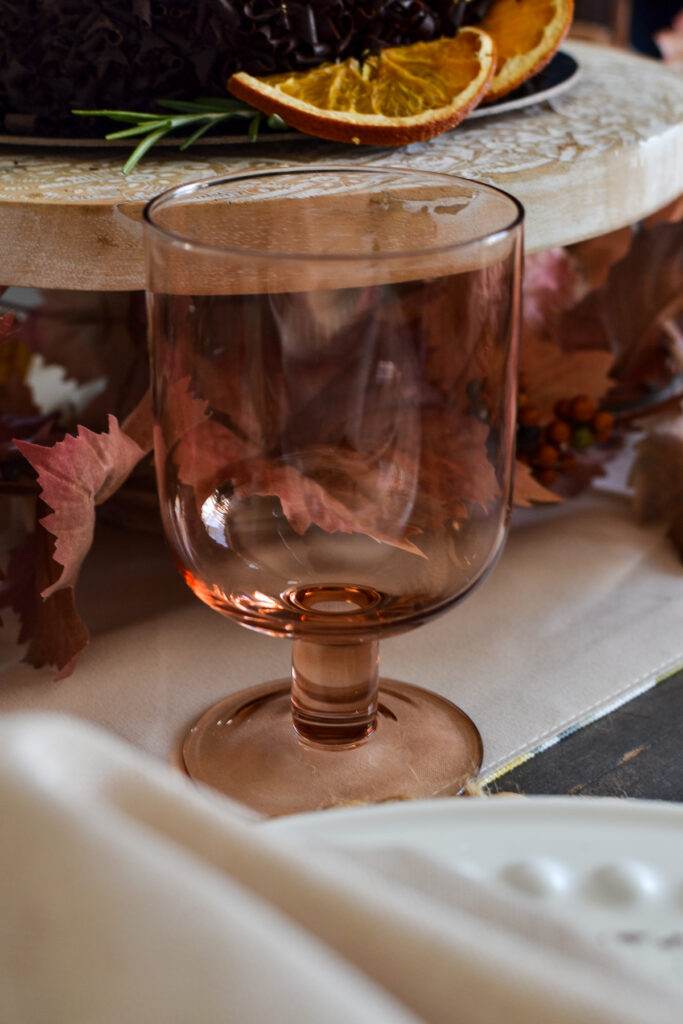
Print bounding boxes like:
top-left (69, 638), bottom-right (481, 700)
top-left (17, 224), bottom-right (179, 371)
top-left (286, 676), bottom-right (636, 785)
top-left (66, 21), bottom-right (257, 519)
top-left (182, 679), bottom-right (483, 817)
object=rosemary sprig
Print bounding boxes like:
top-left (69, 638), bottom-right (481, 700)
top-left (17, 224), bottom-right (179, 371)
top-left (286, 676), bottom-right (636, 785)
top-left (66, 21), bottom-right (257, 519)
top-left (72, 98), bottom-right (289, 173)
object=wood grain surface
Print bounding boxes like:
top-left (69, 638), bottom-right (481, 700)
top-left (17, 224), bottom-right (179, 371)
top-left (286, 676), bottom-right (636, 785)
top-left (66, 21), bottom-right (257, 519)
top-left (493, 668), bottom-right (683, 801)
top-left (1, 42), bottom-right (682, 290)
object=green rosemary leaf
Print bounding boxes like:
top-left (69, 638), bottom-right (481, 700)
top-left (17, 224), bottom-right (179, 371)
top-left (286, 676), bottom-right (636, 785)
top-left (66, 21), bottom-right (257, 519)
top-left (179, 118), bottom-right (224, 149)
top-left (105, 120), bottom-right (172, 140)
top-left (193, 96), bottom-right (258, 113)
top-left (248, 114), bottom-right (262, 142)
top-left (122, 126), bottom-right (169, 174)
top-left (267, 113), bottom-right (288, 130)
top-left (158, 98), bottom-right (251, 115)
top-left (72, 108), bottom-right (164, 124)
top-left (73, 97), bottom-right (294, 172)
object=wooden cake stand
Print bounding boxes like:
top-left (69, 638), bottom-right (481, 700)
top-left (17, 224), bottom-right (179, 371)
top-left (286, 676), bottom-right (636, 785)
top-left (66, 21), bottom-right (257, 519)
top-left (0, 41), bottom-right (682, 292)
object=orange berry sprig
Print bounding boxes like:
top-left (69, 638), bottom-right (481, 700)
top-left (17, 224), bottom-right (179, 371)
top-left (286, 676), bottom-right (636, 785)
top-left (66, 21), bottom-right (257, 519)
top-left (516, 388), bottom-right (615, 488)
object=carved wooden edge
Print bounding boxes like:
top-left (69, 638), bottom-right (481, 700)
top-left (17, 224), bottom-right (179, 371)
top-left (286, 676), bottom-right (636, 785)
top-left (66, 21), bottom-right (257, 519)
top-left (0, 42), bottom-right (682, 290)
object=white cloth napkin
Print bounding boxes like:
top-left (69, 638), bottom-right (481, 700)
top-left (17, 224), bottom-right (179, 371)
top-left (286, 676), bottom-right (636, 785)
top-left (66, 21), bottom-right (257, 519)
top-left (1, 712), bottom-right (680, 1024)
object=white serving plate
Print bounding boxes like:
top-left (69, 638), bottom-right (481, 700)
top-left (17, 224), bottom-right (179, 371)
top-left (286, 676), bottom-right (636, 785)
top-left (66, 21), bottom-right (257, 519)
top-left (267, 795), bottom-right (683, 991)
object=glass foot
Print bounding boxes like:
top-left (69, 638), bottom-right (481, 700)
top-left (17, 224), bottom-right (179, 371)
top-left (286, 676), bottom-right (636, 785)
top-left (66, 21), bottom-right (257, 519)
top-left (182, 680), bottom-right (483, 817)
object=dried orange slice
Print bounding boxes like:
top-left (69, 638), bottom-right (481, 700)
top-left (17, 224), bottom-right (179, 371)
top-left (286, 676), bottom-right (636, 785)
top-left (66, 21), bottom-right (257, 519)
top-left (479, 0), bottom-right (574, 101)
top-left (227, 29), bottom-right (497, 146)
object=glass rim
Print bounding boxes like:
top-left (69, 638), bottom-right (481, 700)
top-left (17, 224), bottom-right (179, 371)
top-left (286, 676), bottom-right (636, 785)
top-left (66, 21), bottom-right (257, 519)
top-left (143, 164), bottom-right (524, 263)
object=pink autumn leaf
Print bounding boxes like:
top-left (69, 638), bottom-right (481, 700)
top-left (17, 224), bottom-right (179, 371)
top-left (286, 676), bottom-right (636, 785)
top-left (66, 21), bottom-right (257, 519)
top-left (15, 415), bottom-right (147, 598)
top-left (121, 387), bottom-right (154, 452)
top-left (566, 227), bottom-right (633, 293)
top-left (0, 524), bottom-right (90, 678)
top-left (163, 376), bottom-right (211, 449)
top-left (560, 220), bottom-right (683, 382)
top-left (418, 412), bottom-right (500, 520)
top-left (233, 455), bottom-right (425, 555)
top-left (234, 459), bottom-right (367, 536)
top-left (1, 310), bottom-right (39, 418)
top-left (18, 291), bottom-right (150, 431)
top-left (643, 193), bottom-right (683, 229)
top-left (0, 412), bottom-right (61, 466)
top-left (520, 331), bottom-right (614, 419)
top-left (18, 291), bottom-right (128, 386)
top-left (173, 417), bottom-right (259, 505)
top-left (0, 309), bottom-right (14, 338)
top-left (522, 248), bottom-right (582, 338)
top-left (0, 531), bottom-right (41, 643)
top-left (28, 583), bottom-right (90, 681)
top-left (655, 12), bottom-right (683, 72)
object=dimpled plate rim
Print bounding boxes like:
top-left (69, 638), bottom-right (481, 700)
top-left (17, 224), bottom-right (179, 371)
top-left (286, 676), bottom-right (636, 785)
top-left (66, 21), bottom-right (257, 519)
top-left (265, 795), bottom-right (683, 989)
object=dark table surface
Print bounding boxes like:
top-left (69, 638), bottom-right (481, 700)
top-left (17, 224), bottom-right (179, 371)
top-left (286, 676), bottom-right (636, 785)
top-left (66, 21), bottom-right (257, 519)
top-left (491, 666), bottom-right (683, 801)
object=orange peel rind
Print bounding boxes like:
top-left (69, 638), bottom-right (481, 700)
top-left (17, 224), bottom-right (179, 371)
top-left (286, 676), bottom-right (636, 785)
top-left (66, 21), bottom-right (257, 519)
top-left (227, 28), bottom-right (497, 147)
top-left (480, 0), bottom-right (575, 101)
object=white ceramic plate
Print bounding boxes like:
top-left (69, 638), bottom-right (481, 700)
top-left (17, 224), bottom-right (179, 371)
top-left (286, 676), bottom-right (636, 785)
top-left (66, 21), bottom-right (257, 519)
top-left (0, 52), bottom-right (580, 149)
top-left (267, 796), bottom-right (683, 990)
top-left (468, 50), bottom-right (581, 118)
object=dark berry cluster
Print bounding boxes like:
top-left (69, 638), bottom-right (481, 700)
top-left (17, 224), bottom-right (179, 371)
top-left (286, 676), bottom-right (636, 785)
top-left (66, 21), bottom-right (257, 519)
top-left (517, 388), bottom-right (615, 487)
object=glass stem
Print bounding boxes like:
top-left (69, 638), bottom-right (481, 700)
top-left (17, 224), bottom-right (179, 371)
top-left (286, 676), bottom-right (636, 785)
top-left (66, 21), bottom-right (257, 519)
top-left (290, 638), bottom-right (379, 748)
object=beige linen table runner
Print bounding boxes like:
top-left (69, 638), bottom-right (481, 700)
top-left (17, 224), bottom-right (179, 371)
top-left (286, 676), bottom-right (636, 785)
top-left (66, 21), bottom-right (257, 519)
top-left (1, 489), bottom-right (681, 783)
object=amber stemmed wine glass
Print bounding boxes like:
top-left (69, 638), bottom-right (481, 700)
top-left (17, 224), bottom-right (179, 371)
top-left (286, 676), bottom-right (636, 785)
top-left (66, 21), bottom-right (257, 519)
top-left (144, 167), bottom-right (523, 816)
